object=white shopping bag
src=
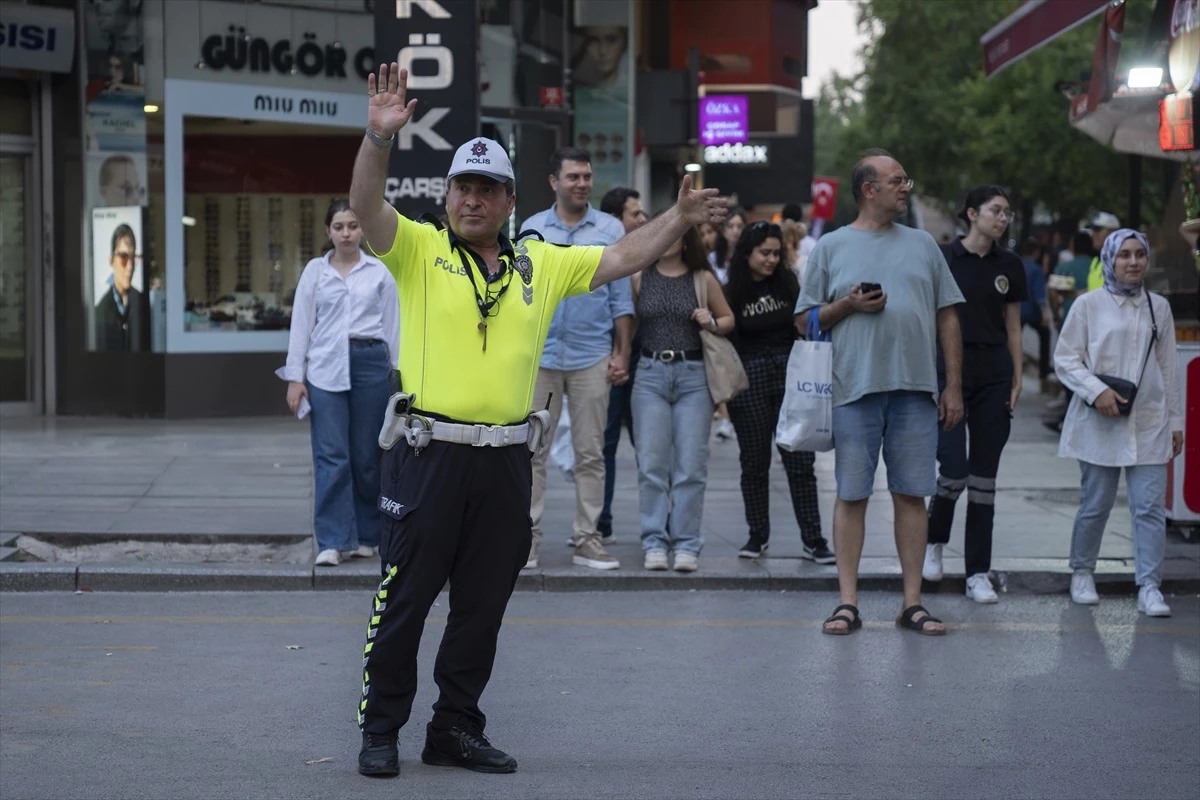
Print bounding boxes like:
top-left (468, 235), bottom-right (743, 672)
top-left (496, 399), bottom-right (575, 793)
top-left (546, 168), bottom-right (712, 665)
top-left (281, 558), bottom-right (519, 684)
top-left (775, 308), bottom-right (834, 453)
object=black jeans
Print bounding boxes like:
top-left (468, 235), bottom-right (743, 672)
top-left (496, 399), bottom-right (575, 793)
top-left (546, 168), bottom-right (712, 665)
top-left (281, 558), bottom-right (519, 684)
top-left (726, 350), bottom-right (824, 546)
top-left (599, 374), bottom-right (635, 532)
top-left (358, 439), bottom-right (532, 735)
top-left (927, 347), bottom-right (1013, 576)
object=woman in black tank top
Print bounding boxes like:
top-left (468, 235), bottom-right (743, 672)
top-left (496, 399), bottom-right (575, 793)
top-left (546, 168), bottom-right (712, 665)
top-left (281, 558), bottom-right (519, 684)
top-left (631, 224), bottom-right (733, 573)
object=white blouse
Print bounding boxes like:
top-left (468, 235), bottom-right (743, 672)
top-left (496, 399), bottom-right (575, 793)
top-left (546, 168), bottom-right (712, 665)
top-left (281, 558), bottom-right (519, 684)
top-left (1054, 288), bottom-right (1182, 467)
top-left (276, 251), bottom-right (399, 393)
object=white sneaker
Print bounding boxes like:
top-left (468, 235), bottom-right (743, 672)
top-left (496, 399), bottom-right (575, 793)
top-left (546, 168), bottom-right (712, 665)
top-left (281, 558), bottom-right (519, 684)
top-left (965, 572), bottom-right (999, 604)
top-left (523, 541), bottom-right (539, 570)
top-left (644, 550), bottom-right (669, 571)
top-left (1070, 569), bottom-right (1100, 605)
top-left (673, 553), bottom-right (698, 572)
top-left (1138, 585), bottom-right (1171, 617)
top-left (345, 545), bottom-right (377, 559)
top-left (922, 544), bottom-right (944, 582)
top-left (714, 419), bottom-right (735, 441)
top-left (314, 548), bottom-right (340, 567)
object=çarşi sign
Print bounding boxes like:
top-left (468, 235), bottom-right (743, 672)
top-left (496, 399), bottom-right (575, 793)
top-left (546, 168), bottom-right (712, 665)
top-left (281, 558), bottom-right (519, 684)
top-left (200, 27), bottom-right (373, 80)
top-left (703, 141), bottom-right (769, 166)
top-left (375, 0), bottom-right (479, 217)
top-left (1159, 92), bottom-right (1196, 152)
top-left (699, 94), bottom-right (748, 145)
top-left (0, 2), bottom-right (74, 74)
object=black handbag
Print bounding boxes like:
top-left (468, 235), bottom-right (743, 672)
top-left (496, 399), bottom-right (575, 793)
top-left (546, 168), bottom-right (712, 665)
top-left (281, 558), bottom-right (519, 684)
top-left (1088, 294), bottom-right (1158, 417)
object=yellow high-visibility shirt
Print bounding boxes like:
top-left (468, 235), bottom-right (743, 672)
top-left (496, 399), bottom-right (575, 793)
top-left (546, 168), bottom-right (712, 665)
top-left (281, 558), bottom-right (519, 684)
top-left (1087, 256), bottom-right (1104, 291)
top-left (370, 211), bottom-right (603, 425)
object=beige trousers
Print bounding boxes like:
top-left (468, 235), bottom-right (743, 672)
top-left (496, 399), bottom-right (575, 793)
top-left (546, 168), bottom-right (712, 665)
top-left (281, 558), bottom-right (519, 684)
top-left (530, 359), bottom-right (611, 547)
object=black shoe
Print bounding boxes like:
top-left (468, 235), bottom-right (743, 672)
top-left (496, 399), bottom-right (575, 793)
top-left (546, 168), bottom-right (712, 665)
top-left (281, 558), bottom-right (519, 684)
top-left (421, 723), bottom-right (517, 774)
top-left (738, 538), bottom-right (769, 559)
top-left (358, 730), bottom-right (399, 777)
top-left (801, 541), bottom-right (837, 565)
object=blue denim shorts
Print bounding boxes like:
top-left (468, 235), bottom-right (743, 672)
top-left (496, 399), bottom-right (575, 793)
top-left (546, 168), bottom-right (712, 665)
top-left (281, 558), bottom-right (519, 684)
top-left (831, 390), bottom-right (938, 501)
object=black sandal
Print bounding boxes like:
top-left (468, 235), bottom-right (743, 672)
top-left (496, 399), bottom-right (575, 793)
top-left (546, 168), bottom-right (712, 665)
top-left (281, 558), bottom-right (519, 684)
top-left (895, 604), bottom-right (946, 636)
top-left (822, 604), bottom-right (862, 636)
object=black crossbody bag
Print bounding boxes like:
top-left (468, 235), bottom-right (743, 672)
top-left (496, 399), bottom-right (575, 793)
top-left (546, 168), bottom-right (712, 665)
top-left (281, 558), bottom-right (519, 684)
top-left (1088, 294), bottom-right (1158, 417)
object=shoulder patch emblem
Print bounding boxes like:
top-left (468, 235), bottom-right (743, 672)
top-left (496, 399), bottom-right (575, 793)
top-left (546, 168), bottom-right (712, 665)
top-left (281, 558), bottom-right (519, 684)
top-left (513, 254), bottom-right (533, 286)
top-left (994, 274), bottom-right (1010, 294)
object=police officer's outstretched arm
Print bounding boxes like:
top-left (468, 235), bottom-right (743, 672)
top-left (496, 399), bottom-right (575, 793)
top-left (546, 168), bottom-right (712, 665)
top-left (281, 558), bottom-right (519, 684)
top-left (350, 62), bottom-right (418, 255)
top-left (589, 175), bottom-right (728, 290)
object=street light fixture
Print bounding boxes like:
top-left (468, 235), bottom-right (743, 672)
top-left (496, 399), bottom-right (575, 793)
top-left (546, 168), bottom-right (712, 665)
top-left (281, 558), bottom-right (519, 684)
top-left (1127, 67), bottom-right (1164, 89)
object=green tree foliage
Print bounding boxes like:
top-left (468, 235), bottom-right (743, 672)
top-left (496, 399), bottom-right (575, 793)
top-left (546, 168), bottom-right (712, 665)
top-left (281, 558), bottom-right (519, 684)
top-left (815, 0), bottom-right (1165, 232)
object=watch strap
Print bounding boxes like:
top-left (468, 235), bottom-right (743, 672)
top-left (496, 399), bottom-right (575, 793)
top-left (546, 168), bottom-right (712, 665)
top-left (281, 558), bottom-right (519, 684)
top-left (365, 127), bottom-right (394, 149)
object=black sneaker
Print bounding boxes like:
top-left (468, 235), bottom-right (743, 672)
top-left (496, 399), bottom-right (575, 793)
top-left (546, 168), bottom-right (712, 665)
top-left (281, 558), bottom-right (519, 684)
top-left (358, 730), bottom-right (399, 777)
top-left (801, 541), bottom-right (837, 565)
top-left (738, 538), bottom-right (769, 559)
top-left (421, 723), bottom-right (517, 774)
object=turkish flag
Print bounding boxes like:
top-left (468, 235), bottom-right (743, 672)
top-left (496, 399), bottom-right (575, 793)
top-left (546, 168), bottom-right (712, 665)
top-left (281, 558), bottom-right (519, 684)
top-left (811, 177), bottom-right (839, 222)
top-left (1087, 2), bottom-right (1126, 110)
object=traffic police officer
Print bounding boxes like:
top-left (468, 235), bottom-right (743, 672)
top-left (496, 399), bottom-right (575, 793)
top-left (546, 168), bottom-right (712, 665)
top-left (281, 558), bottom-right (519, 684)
top-left (923, 186), bottom-right (1028, 604)
top-left (348, 63), bottom-right (728, 778)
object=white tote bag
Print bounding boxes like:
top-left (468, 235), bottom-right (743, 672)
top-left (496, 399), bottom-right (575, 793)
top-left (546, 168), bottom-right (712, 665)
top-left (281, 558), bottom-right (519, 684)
top-left (775, 308), bottom-right (834, 453)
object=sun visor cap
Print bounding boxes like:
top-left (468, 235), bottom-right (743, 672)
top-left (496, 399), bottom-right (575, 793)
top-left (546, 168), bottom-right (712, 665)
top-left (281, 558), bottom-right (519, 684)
top-left (447, 138), bottom-right (514, 184)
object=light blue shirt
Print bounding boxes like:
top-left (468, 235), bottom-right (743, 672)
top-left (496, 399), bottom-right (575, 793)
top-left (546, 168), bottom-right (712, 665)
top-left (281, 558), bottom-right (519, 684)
top-left (520, 204), bottom-right (633, 372)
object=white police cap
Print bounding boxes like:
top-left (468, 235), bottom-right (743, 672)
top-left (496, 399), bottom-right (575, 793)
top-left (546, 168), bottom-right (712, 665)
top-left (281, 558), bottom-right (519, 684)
top-left (446, 138), bottom-right (514, 184)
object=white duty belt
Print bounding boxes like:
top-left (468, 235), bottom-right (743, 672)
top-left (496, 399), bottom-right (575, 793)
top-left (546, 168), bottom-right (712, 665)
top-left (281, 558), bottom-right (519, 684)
top-left (377, 393), bottom-right (551, 456)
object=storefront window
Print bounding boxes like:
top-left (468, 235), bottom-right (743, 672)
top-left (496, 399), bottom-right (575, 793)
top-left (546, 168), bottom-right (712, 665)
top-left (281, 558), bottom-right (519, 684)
top-left (179, 116), bottom-right (359, 335)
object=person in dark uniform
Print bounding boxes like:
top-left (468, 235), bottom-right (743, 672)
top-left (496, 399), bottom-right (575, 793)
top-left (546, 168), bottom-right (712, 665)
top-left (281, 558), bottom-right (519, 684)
top-left (347, 62), bottom-right (728, 779)
top-left (922, 186), bottom-right (1028, 603)
top-left (94, 223), bottom-right (148, 351)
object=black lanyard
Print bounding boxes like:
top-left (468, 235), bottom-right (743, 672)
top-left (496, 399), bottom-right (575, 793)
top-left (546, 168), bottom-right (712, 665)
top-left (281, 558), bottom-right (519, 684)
top-left (455, 244), bottom-right (512, 321)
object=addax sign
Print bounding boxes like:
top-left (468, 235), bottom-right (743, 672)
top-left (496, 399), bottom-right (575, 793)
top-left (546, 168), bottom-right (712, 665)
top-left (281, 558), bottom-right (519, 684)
top-left (375, 0), bottom-right (479, 217)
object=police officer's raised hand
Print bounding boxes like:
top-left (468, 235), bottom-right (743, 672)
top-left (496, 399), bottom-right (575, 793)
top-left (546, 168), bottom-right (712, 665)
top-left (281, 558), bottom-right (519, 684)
top-left (676, 174), bottom-right (729, 226)
top-left (846, 284), bottom-right (887, 314)
top-left (1094, 388), bottom-right (1127, 417)
top-left (367, 63), bottom-right (418, 138)
top-left (286, 381), bottom-right (308, 415)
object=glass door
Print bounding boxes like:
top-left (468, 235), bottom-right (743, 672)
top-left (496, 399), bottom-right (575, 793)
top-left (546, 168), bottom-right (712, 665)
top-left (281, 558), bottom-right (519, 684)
top-left (0, 153), bottom-right (34, 406)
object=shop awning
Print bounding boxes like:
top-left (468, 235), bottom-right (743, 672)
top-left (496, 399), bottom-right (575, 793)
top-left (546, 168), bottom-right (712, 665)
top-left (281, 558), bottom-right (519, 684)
top-left (981, 0), bottom-right (1113, 77)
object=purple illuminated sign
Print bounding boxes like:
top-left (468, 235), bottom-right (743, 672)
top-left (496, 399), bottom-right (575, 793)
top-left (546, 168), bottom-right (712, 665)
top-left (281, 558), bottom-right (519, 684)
top-left (699, 94), bottom-right (749, 145)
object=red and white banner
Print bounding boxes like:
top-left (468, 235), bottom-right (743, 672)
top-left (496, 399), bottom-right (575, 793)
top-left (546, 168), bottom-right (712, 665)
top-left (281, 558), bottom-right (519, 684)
top-left (981, 0), bottom-right (1111, 78)
top-left (811, 177), bottom-right (838, 222)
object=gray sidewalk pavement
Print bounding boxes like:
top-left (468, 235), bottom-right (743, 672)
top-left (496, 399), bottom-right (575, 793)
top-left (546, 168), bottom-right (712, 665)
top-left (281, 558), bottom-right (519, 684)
top-left (1, 387), bottom-right (1197, 592)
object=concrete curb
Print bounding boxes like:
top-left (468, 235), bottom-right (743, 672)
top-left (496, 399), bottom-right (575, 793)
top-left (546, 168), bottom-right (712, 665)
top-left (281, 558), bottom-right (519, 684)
top-left (2, 560), bottom-right (1198, 594)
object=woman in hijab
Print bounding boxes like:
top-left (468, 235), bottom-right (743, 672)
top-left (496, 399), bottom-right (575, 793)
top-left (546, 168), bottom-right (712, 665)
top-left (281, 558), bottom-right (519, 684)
top-left (1053, 229), bottom-right (1183, 616)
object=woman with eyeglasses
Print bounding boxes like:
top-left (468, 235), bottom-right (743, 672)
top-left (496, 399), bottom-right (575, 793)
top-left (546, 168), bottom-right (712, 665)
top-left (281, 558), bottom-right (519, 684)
top-left (725, 221), bottom-right (835, 563)
top-left (277, 199), bottom-right (400, 568)
top-left (1054, 229), bottom-right (1182, 616)
top-left (632, 223), bottom-right (734, 572)
top-left (922, 185), bottom-right (1027, 603)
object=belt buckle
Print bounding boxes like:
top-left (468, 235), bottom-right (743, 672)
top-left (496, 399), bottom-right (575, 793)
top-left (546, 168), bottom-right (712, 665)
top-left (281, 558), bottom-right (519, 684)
top-left (477, 424), bottom-right (502, 447)
top-left (658, 351), bottom-right (675, 363)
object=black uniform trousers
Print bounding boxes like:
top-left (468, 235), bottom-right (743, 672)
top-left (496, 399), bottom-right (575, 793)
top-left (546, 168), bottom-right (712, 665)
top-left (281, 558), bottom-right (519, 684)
top-left (358, 438), bottom-right (532, 736)
top-left (927, 346), bottom-right (1013, 577)
top-left (727, 350), bottom-right (824, 547)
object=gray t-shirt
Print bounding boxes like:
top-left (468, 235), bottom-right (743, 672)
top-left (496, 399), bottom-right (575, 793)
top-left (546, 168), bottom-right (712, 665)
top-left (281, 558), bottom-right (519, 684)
top-left (795, 224), bottom-right (964, 407)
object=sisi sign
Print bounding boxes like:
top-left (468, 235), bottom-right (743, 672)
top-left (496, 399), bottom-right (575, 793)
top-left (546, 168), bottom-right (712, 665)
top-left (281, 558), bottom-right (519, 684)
top-left (699, 94), bottom-right (748, 145)
top-left (0, 3), bottom-right (74, 74)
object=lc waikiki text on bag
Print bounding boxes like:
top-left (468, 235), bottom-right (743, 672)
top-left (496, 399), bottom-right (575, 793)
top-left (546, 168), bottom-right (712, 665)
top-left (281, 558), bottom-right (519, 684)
top-left (692, 270), bottom-right (749, 405)
top-left (775, 308), bottom-right (833, 452)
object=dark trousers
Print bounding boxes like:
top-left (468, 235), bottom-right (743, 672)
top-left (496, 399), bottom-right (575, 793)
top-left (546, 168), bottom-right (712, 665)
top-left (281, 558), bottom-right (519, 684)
top-left (726, 350), bottom-right (824, 546)
top-left (927, 348), bottom-right (1013, 576)
top-left (599, 378), bottom-right (635, 533)
top-left (1023, 322), bottom-right (1051, 379)
top-left (358, 439), bottom-right (532, 736)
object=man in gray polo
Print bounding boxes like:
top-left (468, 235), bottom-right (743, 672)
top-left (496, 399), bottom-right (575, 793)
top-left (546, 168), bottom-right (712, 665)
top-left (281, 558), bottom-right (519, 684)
top-left (521, 147), bottom-right (634, 571)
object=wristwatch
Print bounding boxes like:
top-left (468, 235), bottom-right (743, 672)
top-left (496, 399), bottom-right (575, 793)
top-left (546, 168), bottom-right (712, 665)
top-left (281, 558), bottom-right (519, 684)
top-left (365, 127), bottom-right (394, 149)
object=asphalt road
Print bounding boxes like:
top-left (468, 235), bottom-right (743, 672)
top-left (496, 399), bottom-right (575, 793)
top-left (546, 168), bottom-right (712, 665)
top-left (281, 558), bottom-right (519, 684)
top-left (1, 590), bottom-right (1198, 800)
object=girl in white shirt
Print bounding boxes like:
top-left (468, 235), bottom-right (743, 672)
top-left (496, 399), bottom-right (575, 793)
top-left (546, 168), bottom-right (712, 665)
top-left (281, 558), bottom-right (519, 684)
top-left (1054, 228), bottom-right (1183, 616)
top-left (277, 199), bottom-right (399, 567)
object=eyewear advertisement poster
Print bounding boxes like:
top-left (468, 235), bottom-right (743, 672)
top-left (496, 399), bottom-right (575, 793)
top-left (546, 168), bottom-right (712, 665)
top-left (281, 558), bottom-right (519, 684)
top-left (83, 0), bottom-right (151, 350)
top-left (91, 207), bottom-right (149, 352)
top-left (570, 1), bottom-right (632, 199)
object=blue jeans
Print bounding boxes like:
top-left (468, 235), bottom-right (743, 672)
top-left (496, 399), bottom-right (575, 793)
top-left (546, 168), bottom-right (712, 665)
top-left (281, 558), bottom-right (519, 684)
top-left (306, 340), bottom-right (391, 552)
top-left (599, 378), bottom-right (635, 532)
top-left (1069, 461), bottom-right (1168, 588)
top-left (631, 356), bottom-right (713, 555)
top-left (831, 390), bottom-right (939, 501)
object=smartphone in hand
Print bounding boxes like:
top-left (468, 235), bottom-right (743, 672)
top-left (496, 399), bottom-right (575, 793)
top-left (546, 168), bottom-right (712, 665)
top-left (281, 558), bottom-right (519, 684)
top-left (859, 282), bottom-right (882, 294)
